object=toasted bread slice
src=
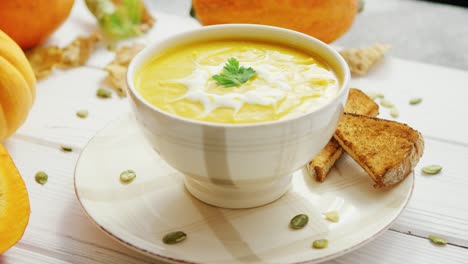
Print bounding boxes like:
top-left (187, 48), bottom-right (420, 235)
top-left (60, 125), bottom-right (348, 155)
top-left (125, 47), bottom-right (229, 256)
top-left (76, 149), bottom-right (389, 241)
top-left (334, 113), bottom-right (424, 188)
top-left (308, 88), bottom-right (379, 182)
top-left (308, 137), bottom-right (343, 181)
top-left (344, 89), bottom-right (380, 116)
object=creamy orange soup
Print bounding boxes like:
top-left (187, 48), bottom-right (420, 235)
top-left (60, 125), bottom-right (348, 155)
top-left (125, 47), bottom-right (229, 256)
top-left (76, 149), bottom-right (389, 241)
top-left (135, 40), bottom-right (339, 124)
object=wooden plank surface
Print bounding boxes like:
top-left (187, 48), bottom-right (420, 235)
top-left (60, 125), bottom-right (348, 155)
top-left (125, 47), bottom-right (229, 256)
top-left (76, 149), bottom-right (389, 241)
top-left (328, 231), bottom-right (468, 264)
top-left (1, 246), bottom-right (70, 264)
top-left (392, 138), bottom-right (468, 247)
top-left (349, 57), bottom-right (468, 145)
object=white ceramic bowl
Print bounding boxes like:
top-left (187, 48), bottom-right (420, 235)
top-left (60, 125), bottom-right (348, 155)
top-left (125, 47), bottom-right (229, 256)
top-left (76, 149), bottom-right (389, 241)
top-left (127, 24), bottom-right (350, 209)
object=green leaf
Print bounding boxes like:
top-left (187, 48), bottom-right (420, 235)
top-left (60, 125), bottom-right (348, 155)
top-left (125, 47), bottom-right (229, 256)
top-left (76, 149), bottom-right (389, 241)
top-left (124, 0), bottom-right (142, 24)
top-left (212, 74), bottom-right (239, 88)
top-left (213, 58), bottom-right (256, 88)
top-left (85, 0), bottom-right (145, 41)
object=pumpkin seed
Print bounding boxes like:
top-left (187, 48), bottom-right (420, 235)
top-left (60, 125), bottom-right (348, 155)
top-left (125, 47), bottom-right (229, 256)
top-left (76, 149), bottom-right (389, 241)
top-left (366, 92), bottom-right (384, 100)
top-left (290, 214), bottom-right (309, 229)
top-left (96, 88), bottom-right (112, 98)
top-left (76, 110), bottom-right (89, 118)
top-left (422, 165), bottom-right (442, 175)
top-left (358, 0), bottom-right (365, 13)
top-left (380, 99), bottom-right (394, 108)
top-left (35, 171), bottom-right (48, 185)
top-left (190, 6), bottom-right (196, 18)
top-left (163, 231), bottom-right (187, 244)
top-left (428, 234), bottom-right (447, 245)
top-left (390, 108), bottom-right (399, 118)
top-left (312, 239), bottom-right (328, 249)
top-left (120, 170), bottom-right (136, 183)
top-left (323, 211), bottom-right (340, 223)
top-left (409, 98), bottom-right (422, 105)
top-left (106, 44), bottom-right (117, 51)
top-left (61, 145), bottom-right (73, 152)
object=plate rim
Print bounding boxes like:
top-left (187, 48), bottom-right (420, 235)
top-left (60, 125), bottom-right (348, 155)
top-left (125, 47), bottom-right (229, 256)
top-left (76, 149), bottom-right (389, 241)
top-left (74, 114), bottom-right (415, 264)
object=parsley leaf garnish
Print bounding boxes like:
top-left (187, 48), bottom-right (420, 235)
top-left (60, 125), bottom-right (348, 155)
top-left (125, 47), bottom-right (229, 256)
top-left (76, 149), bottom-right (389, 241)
top-left (212, 58), bottom-right (256, 88)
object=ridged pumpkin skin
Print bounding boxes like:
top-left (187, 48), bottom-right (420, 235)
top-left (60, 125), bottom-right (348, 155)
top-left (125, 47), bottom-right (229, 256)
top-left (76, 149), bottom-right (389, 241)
top-left (0, 144), bottom-right (30, 254)
top-left (0, 30), bottom-right (36, 141)
top-left (193, 0), bottom-right (358, 43)
top-left (0, 0), bottom-right (74, 49)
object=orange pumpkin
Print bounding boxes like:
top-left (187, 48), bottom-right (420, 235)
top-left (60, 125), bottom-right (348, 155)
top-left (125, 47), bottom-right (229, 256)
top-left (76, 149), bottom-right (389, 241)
top-left (192, 0), bottom-right (358, 43)
top-left (0, 0), bottom-right (75, 49)
top-left (0, 30), bottom-right (36, 141)
top-left (0, 144), bottom-right (30, 254)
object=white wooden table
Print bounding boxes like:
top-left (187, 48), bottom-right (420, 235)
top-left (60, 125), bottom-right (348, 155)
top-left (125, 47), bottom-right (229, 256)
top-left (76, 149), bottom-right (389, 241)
top-left (2, 1), bottom-right (468, 263)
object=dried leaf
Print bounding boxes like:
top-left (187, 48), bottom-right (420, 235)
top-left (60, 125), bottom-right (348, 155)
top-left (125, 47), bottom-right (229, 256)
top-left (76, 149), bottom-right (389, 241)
top-left (104, 64), bottom-right (127, 96)
top-left (104, 44), bottom-right (144, 97)
top-left (113, 44), bottom-right (145, 65)
top-left (340, 43), bottom-right (391, 75)
top-left (26, 32), bottom-right (101, 79)
top-left (138, 3), bottom-right (156, 33)
top-left (26, 46), bottom-right (63, 80)
top-left (59, 33), bottom-right (102, 68)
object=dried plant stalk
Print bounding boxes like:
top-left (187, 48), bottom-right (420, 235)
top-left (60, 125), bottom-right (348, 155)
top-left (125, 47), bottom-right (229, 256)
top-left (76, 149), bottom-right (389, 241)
top-left (340, 43), bottom-right (391, 75)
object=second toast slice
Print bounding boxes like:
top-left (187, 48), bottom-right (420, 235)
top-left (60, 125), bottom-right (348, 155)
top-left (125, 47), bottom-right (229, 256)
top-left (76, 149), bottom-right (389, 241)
top-left (308, 88), bottom-right (379, 182)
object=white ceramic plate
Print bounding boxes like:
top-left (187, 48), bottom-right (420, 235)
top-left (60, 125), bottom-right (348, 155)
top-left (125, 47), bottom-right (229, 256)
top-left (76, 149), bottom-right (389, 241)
top-left (74, 114), bottom-right (414, 264)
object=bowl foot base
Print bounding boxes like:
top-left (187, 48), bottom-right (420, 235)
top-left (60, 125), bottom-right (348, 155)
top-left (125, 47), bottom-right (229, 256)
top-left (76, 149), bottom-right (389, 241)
top-left (184, 175), bottom-right (293, 209)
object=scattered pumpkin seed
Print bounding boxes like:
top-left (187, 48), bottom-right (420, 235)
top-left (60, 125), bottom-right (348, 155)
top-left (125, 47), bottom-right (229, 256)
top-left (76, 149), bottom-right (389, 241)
top-left (76, 110), bottom-right (89, 118)
top-left (390, 108), bottom-right (399, 118)
top-left (358, 0), bottom-right (365, 13)
top-left (163, 231), bottom-right (187, 244)
top-left (312, 239), bottom-right (328, 249)
top-left (409, 98), bottom-right (422, 105)
top-left (61, 145), bottom-right (73, 152)
top-left (106, 43), bottom-right (117, 51)
top-left (428, 234), bottom-right (447, 245)
top-left (96, 88), bottom-right (112, 98)
top-left (366, 92), bottom-right (384, 100)
top-left (380, 99), bottom-right (394, 108)
top-left (35, 171), bottom-right (48, 185)
top-left (323, 211), bottom-right (340, 223)
top-left (120, 169), bottom-right (136, 183)
top-left (290, 214), bottom-right (309, 229)
top-left (422, 165), bottom-right (442, 175)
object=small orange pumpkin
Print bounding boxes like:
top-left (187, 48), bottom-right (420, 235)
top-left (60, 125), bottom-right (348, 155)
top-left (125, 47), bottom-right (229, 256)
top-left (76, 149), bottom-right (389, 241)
top-left (0, 0), bottom-right (75, 49)
top-left (0, 30), bottom-right (36, 141)
top-left (192, 0), bottom-right (359, 43)
top-left (0, 144), bottom-right (30, 254)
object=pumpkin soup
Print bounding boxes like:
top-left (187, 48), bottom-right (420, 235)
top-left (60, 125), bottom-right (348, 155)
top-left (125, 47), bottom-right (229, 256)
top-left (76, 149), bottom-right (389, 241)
top-left (134, 40), bottom-right (339, 124)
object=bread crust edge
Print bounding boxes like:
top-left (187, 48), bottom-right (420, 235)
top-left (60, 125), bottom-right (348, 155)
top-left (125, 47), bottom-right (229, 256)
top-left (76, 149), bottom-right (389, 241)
top-left (333, 114), bottom-right (425, 188)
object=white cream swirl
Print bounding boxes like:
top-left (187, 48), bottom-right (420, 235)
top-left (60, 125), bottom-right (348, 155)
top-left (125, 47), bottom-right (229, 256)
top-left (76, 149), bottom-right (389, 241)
top-left (168, 49), bottom-right (338, 116)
